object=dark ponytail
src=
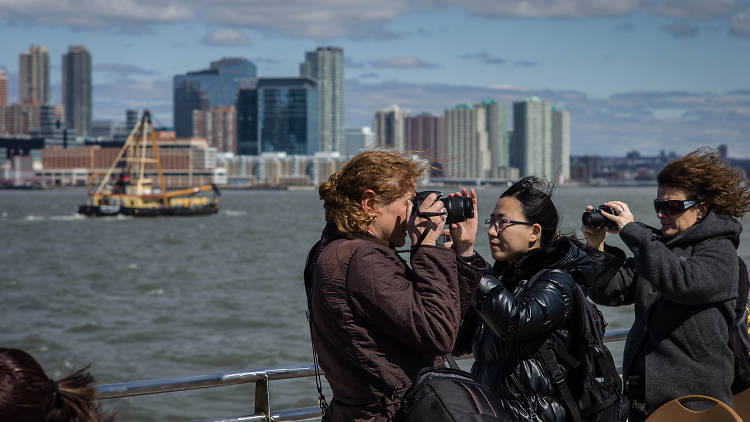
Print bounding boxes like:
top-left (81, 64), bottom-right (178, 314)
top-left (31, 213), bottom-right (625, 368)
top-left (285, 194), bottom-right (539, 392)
top-left (500, 176), bottom-right (560, 249)
top-left (0, 348), bottom-right (114, 422)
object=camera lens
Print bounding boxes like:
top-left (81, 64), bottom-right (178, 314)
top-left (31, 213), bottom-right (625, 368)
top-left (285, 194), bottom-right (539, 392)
top-left (582, 211), bottom-right (606, 229)
top-left (442, 196), bottom-right (474, 224)
top-left (581, 206), bottom-right (618, 230)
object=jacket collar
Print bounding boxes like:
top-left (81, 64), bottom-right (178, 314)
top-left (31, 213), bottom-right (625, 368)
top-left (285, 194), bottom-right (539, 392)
top-left (493, 239), bottom-right (592, 286)
top-left (322, 223), bottom-right (391, 248)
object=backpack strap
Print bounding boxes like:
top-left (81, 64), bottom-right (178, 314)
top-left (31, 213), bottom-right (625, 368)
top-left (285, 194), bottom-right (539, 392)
top-left (538, 344), bottom-right (582, 422)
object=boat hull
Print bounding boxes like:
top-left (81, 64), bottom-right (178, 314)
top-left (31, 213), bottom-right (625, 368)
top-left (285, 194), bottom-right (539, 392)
top-left (78, 204), bottom-right (218, 217)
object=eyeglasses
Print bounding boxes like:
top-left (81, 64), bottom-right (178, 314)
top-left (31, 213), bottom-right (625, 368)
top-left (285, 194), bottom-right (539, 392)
top-left (485, 217), bottom-right (533, 233)
top-left (653, 199), bottom-right (698, 217)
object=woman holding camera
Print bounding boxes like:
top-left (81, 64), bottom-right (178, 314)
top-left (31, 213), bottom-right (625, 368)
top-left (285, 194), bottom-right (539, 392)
top-left (454, 177), bottom-right (593, 422)
top-left (581, 148), bottom-right (750, 420)
top-left (304, 150), bottom-right (485, 421)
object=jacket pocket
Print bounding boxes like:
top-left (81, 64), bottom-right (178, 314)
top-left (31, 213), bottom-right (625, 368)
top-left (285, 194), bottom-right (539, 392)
top-left (681, 315), bottom-right (709, 360)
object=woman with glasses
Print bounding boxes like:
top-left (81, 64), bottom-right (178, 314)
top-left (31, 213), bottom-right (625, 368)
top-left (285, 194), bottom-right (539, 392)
top-left (304, 151), bottom-right (486, 421)
top-left (581, 147), bottom-right (750, 421)
top-left (453, 176), bottom-right (593, 422)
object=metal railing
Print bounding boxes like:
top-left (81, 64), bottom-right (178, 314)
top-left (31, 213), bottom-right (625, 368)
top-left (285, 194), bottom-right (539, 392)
top-left (95, 328), bottom-right (630, 422)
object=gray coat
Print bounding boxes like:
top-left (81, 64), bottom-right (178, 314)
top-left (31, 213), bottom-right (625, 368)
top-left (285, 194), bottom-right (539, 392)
top-left (586, 210), bottom-right (740, 413)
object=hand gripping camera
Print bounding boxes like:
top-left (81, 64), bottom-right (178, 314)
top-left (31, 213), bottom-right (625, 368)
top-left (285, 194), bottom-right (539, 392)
top-left (581, 205), bottom-right (619, 230)
top-left (412, 191), bottom-right (474, 224)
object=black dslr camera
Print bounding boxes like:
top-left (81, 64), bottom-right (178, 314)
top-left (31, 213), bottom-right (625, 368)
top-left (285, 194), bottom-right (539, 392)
top-left (581, 205), bottom-right (619, 230)
top-left (412, 191), bottom-right (474, 224)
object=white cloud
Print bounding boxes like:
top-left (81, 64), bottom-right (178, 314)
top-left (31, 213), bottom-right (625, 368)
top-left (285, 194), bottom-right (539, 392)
top-left (429, 0), bottom-right (643, 19)
top-left (371, 57), bottom-right (438, 68)
top-left (730, 10), bottom-right (750, 36)
top-left (0, 0), bottom-right (747, 38)
top-left (94, 63), bottom-right (157, 75)
top-left (0, 0), bottom-right (194, 29)
top-left (661, 20), bottom-right (700, 37)
top-left (201, 29), bottom-right (250, 46)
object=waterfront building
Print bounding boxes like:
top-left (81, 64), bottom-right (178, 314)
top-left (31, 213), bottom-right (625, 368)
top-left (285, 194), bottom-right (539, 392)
top-left (344, 126), bottom-right (375, 156)
top-left (512, 97), bottom-right (552, 179)
top-left (373, 104), bottom-right (409, 151)
top-left (0, 69), bottom-right (7, 107)
top-left (193, 105), bottom-right (237, 154)
top-left (552, 108), bottom-right (570, 183)
top-left (404, 113), bottom-right (445, 176)
top-left (235, 78), bottom-right (319, 156)
top-left (62, 46), bottom-right (92, 138)
top-left (19, 45), bottom-right (50, 105)
top-left (40, 138), bottom-right (223, 187)
top-left (300, 47), bottom-right (343, 152)
top-left (173, 58), bottom-right (257, 138)
top-left (217, 150), bottom-right (347, 186)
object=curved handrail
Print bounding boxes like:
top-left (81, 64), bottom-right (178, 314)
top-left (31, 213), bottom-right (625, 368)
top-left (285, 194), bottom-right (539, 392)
top-left (96, 328), bottom-right (631, 421)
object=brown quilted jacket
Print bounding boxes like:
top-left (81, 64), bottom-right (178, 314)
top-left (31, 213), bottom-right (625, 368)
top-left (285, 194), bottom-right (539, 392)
top-left (305, 226), bottom-right (486, 421)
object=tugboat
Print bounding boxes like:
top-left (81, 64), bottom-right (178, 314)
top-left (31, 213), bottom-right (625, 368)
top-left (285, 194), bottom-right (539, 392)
top-left (78, 110), bottom-right (220, 217)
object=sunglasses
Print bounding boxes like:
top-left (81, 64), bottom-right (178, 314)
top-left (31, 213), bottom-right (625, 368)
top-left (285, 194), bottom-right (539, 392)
top-left (653, 199), bottom-right (698, 217)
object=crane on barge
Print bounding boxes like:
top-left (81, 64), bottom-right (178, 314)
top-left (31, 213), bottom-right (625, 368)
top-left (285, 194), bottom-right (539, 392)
top-left (78, 110), bottom-right (220, 217)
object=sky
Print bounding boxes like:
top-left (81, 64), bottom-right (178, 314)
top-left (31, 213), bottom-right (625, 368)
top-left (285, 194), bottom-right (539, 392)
top-left (0, 0), bottom-right (748, 157)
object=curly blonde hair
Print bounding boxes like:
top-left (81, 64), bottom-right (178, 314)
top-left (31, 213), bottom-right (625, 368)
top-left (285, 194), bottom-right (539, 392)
top-left (319, 150), bottom-right (426, 236)
top-left (658, 147), bottom-right (750, 217)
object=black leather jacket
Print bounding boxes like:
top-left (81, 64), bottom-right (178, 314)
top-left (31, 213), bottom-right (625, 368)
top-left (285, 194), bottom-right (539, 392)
top-left (454, 239), bottom-right (593, 422)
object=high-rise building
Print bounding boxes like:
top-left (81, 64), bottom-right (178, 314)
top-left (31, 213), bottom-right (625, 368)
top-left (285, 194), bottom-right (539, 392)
top-left (475, 100), bottom-right (511, 178)
top-left (373, 104), bottom-right (409, 151)
top-left (512, 97), bottom-right (552, 178)
top-left (62, 46), bottom-right (92, 137)
top-left (0, 69), bottom-right (7, 107)
top-left (3, 103), bottom-right (41, 135)
top-left (344, 127), bottom-right (375, 156)
top-left (300, 47), bottom-right (343, 152)
top-left (405, 114), bottom-right (445, 176)
top-left (552, 108), bottom-right (570, 183)
top-left (173, 58), bottom-right (257, 138)
top-left (444, 104), bottom-right (486, 179)
top-left (193, 105), bottom-right (237, 154)
top-left (235, 78), bottom-right (319, 155)
top-left (126, 109), bottom-right (139, 133)
top-left (19, 45), bottom-right (50, 104)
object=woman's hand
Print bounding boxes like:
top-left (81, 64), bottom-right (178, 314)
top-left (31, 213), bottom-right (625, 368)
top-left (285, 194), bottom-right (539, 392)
top-left (602, 200), bottom-right (635, 231)
top-left (447, 188), bottom-right (478, 257)
top-left (581, 201), bottom-right (635, 251)
top-left (408, 192), bottom-right (446, 246)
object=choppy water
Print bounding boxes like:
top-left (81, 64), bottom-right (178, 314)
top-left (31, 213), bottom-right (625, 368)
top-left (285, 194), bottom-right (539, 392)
top-left (2, 187), bottom-right (749, 421)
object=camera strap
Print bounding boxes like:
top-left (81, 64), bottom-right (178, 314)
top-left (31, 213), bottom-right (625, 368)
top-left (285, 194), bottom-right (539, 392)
top-left (396, 210), bottom-right (444, 254)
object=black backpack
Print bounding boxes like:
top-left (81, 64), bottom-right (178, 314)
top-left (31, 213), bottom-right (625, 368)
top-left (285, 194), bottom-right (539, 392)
top-left (398, 364), bottom-right (507, 422)
top-left (730, 258), bottom-right (750, 394)
top-left (534, 269), bottom-right (629, 422)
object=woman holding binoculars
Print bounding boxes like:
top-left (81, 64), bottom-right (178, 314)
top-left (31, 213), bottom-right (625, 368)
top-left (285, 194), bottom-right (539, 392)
top-left (304, 150), bottom-right (487, 421)
top-left (581, 147), bottom-right (750, 421)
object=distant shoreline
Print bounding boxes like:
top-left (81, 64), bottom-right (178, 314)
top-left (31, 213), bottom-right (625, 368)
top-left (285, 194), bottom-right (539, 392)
top-left (0, 182), bottom-right (660, 191)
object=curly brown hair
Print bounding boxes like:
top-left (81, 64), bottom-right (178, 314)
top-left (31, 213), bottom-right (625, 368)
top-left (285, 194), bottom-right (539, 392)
top-left (658, 147), bottom-right (750, 217)
top-left (319, 150), bottom-right (426, 236)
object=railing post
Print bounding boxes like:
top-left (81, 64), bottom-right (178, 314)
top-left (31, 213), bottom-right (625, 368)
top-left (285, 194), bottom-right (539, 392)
top-left (254, 374), bottom-right (271, 420)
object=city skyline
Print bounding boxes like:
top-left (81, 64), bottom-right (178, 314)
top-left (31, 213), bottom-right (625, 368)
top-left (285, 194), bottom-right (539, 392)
top-left (0, 1), bottom-right (748, 156)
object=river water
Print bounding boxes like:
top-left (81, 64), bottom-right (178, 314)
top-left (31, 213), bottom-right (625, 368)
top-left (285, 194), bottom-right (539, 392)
top-left (2, 186), bottom-right (749, 421)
